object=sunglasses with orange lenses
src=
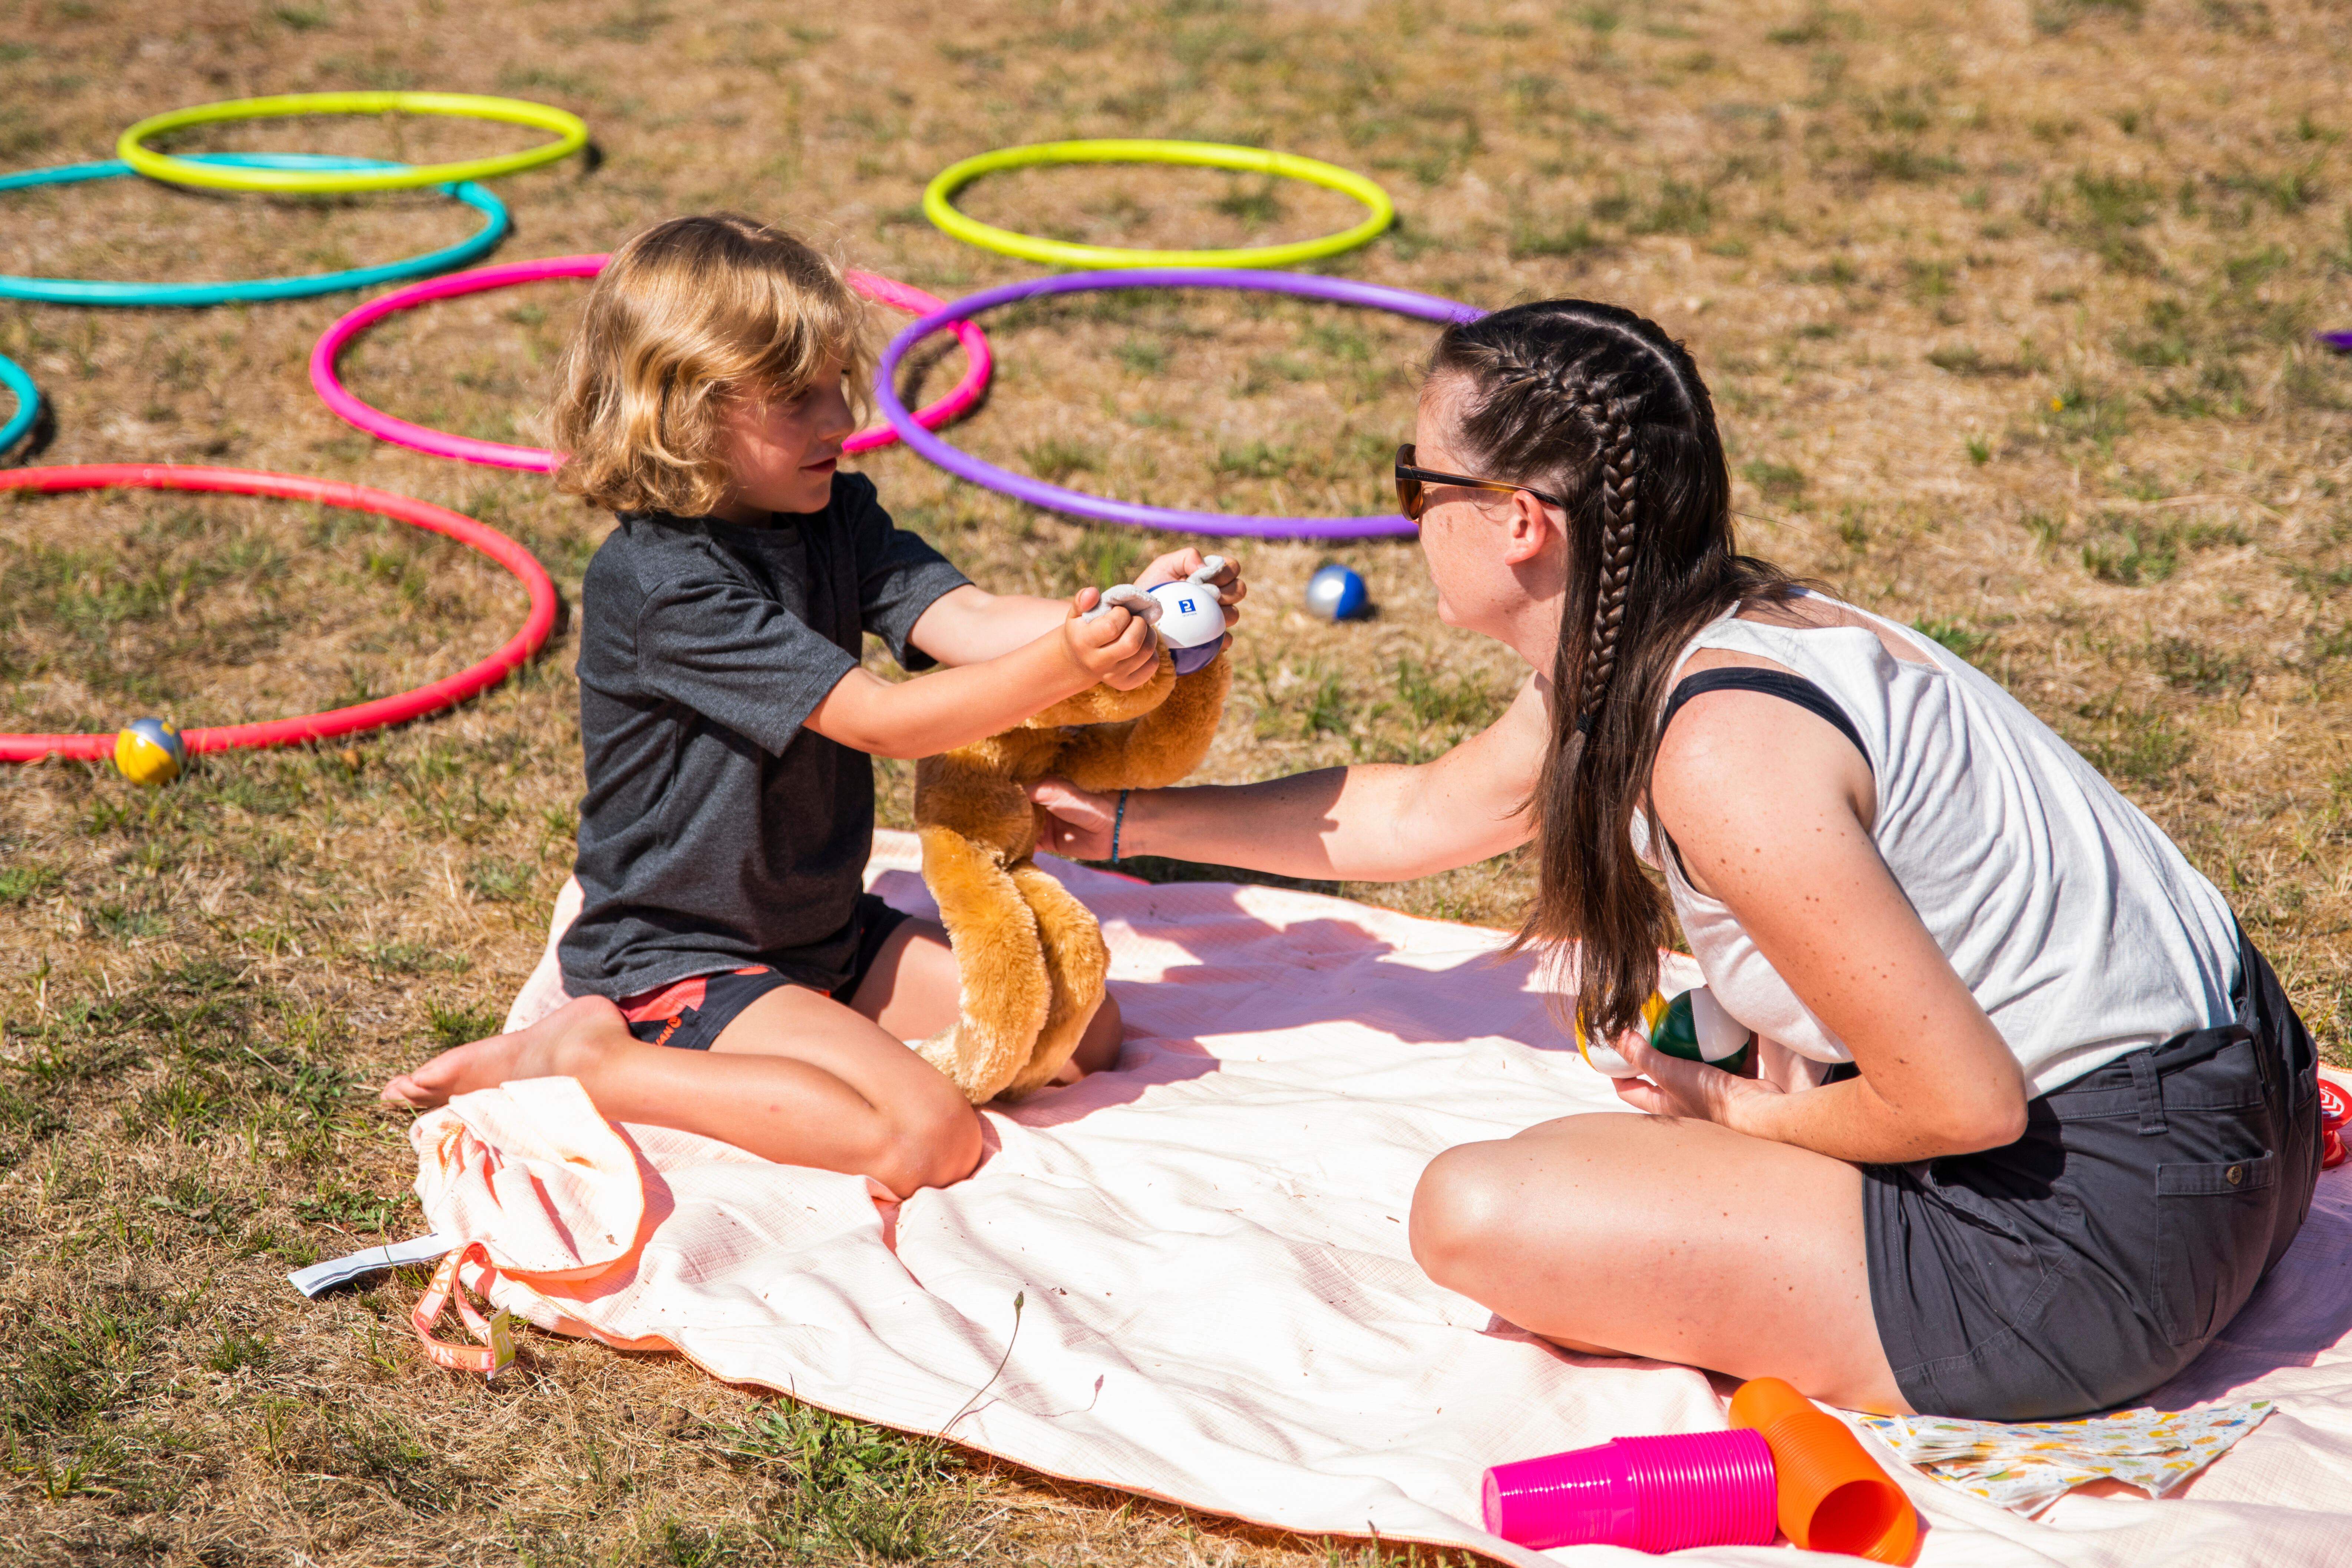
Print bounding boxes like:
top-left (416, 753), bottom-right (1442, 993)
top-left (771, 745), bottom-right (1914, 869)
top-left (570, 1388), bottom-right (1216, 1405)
top-left (1393, 443), bottom-right (1571, 524)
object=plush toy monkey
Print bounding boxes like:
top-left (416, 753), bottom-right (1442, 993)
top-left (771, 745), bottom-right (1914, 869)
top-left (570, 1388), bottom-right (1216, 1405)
top-left (911, 561), bottom-right (1233, 1103)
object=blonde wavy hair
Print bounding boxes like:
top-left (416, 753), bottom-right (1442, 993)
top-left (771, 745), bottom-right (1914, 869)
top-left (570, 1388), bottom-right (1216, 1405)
top-left (551, 214), bottom-right (871, 515)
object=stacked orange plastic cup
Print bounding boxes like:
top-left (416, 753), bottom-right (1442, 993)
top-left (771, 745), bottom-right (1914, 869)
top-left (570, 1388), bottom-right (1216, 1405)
top-left (1728, 1377), bottom-right (1918, 1564)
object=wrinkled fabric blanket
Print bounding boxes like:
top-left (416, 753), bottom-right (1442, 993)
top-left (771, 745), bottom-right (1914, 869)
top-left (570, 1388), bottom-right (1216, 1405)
top-left (414, 830), bottom-right (2352, 1567)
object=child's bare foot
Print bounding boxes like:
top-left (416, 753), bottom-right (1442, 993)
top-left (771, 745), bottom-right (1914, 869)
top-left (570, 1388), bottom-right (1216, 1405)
top-left (380, 994), bottom-right (625, 1109)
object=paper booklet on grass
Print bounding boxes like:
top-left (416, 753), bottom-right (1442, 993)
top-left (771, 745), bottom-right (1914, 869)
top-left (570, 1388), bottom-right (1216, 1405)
top-left (404, 830), bottom-right (2351, 1568)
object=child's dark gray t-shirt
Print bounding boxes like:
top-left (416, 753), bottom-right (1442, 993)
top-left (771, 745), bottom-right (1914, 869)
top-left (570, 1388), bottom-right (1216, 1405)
top-left (559, 473), bottom-right (968, 1000)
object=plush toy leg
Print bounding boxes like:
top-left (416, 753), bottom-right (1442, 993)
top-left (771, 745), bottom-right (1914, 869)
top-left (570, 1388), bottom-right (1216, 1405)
top-left (998, 859), bottom-right (1110, 1100)
top-left (915, 824), bottom-right (1052, 1104)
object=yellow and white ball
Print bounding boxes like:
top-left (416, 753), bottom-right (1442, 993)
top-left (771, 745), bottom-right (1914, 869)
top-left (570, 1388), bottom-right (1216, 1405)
top-left (113, 718), bottom-right (186, 786)
top-left (1579, 990), bottom-right (1675, 1077)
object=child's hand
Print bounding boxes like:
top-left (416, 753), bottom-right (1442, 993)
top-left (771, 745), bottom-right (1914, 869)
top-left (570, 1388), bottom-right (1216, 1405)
top-left (1062, 588), bottom-right (1162, 689)
top-left (1135, 549), bottom-right (1246, 632)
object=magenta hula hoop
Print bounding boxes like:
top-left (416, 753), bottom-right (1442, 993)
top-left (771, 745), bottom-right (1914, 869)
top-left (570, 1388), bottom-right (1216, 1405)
top-left (310, 255), bottom-right (995, 471)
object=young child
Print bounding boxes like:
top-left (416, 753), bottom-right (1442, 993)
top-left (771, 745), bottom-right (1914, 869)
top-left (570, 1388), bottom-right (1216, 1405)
top-left (382, 214), bottom-right (1244, 1197)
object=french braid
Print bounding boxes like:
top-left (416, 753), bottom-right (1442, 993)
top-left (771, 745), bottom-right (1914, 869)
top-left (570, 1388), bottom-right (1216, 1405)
top-left (1576, 394), bottom-right (1641, 733)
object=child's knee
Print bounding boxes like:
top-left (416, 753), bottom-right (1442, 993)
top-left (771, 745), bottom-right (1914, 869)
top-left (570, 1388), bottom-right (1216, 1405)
top-left (875, 1093), bottom-right (984, 1197)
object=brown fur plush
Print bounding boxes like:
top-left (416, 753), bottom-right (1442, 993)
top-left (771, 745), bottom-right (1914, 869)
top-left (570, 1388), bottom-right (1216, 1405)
top-left (911, 647), bottom-right (1232, 1103)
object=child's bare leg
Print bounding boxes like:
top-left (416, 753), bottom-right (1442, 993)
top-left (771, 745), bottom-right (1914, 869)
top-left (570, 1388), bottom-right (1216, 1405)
top-left (380, 990), bottom-right (980, 1197)
top-left (848, 916), bottom-right (1123, 1082)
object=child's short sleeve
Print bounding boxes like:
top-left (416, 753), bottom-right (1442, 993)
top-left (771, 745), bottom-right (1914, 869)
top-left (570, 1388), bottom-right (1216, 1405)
top-left (632, 573), bottom-right (858, 755)
top-left (841, 477), bottom-right (970, 670)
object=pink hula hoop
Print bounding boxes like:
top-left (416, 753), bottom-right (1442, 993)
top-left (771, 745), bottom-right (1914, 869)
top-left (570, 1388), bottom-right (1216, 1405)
top-left (0, 464), bottom-right (556, 762)
top-left (309, 255), bottom-right (994, 471)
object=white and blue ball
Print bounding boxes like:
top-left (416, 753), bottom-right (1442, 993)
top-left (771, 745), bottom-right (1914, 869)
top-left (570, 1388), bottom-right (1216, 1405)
top-left (1305, 562), bottom-right (1368, 621)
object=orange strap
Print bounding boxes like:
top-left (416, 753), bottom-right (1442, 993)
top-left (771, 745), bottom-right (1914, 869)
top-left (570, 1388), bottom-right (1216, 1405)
top-left (411, 1242), bottom-right (516, 1378)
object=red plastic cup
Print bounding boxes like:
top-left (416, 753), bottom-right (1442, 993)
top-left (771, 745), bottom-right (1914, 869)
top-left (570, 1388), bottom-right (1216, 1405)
top-left (1481, 1429), bottom-right (1778, 1553)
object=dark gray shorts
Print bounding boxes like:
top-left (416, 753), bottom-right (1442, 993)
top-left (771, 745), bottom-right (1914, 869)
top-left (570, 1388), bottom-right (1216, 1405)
top-left (1861, 930), bottom-right (2321, 1420)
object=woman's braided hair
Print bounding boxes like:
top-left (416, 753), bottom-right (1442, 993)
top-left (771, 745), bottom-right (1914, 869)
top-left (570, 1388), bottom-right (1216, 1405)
top-left (1427, 300), bottom-right (1800, 1042)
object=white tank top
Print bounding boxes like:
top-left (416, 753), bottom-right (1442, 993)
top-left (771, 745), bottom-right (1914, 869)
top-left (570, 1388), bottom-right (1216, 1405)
top-left (1643, 598), bottom-right (2241, 1096)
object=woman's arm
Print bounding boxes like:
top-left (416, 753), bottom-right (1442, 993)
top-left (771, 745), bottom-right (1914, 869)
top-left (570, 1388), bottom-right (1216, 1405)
top-left (908, 549), bottom-right (1243, 667)
top-left (1623, 686), bottom-right (2031, 1164)
top-left (1030, 672), bottom-right (1550, 881)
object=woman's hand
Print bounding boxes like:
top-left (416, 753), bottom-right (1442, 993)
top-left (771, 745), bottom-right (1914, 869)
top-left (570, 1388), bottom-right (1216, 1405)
top-left (1134, 549), bottom-right (1247, 630)
top-left (1029, 776), bottom-right (1120, 860)
top-left (1608, 1033), bottom-right (1784, 1123)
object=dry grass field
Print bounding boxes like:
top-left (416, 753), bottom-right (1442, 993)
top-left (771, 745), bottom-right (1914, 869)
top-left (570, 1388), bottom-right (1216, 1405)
top-left (2, 0), bottom-right (2351, 1560)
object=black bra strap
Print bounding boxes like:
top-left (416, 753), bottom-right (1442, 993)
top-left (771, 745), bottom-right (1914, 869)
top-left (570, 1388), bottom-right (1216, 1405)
top-left (1650, 668), bottom-right (1873, 883)
top-left (1660, 669), bottom-right (1872, 773)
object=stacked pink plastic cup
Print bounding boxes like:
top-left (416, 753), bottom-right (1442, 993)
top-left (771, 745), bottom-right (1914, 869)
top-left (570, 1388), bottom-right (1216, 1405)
top-left (1481, 1429), bottom-right (1778, 1553)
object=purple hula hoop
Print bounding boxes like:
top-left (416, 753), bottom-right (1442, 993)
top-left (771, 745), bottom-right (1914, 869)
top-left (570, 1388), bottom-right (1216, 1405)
top-left (873, 268), bottom-right (1483, 541)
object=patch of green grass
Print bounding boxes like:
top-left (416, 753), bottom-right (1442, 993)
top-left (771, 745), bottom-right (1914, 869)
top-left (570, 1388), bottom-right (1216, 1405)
top-left (426, 1001), bottom-right (502, 1050)
top-left (1114, 337), bottom-right (1169, 376)
top-left (724, 1402), bottom-right (974, 1561)
top-left (204, 1331), bottom-right (271, 1375)
top-left (0, 864), bottom-right (60, 902)
top-left (2032, 0), bottom-right (2144, 33)
top-left (1630, 179), bottom-right (1713, 235)
top-left (1927, 344), bottom-right (2029, 376)
top-left (1020, 438), bottom-right (1100, 483)
top-left (1913, 617), bottom-right (1995, 662)
top-left (1301, 671), bottom-right (1352, 737)
top-left (1210, 178), bottom-right (1283, 227)
top-left (2041, 382), bottom-right (2132, 450)
top-left (465, 857), bottom-right (535, 902)
top-left (2153, 635), bottom-right (2252, 694)
top-left (1741, 459), bottom-right (1807, 503)
top-left (1051, 527), bottom-right (1154, 597)
top-left (2032, 169), bottom-right (2163, 271)
top-left (2074, 700), bottom-right (2194, 787)
top-left (295, 1180), bottom-right (404, 1236)
top-left (1242, 353), bottom-right (1317, 393)
top-left (88, 901), bottom-right (167, 939)
top-left (360, 940), bottom-right (472, 975)
top-left (1510, 215), bottom-right (1604, 258)
top-left (2081, 521), bottom-right (2180, 585)
top-left (1397, 658), bottom-right (1506, 735)
top-left (1213, 441), bottom-right (1297, 480)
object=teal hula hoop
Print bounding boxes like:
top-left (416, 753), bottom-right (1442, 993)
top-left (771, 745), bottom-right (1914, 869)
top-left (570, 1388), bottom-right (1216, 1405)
top-left (0, 153), bottom-right (508, 307)
top-left (0, 354), bottom-right (35, 452)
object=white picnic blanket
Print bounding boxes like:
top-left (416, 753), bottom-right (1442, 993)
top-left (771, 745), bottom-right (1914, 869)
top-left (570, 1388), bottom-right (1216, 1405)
top-left (413, 831), bottom-right (2352, 1567)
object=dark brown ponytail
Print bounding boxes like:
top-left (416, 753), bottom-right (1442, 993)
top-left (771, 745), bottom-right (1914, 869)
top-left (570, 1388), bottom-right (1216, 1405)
top-left (1428, 301), bottom-right (1801, 1042)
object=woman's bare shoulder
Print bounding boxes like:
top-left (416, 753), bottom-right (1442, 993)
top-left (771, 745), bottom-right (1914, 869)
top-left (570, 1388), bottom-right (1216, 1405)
top-left (1722, 593), bottom-right (1936, 667)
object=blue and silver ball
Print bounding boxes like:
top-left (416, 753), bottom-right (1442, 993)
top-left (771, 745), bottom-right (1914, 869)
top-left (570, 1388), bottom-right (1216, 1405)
top-left (113, 718), bottom-right (186, 787)
top-left (1305, 562), bottom-right (1368, 621)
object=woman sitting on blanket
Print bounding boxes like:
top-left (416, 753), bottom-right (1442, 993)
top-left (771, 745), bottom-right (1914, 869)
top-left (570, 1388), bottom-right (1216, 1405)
top-left (1031, 298), bottom-right (2322, 1422)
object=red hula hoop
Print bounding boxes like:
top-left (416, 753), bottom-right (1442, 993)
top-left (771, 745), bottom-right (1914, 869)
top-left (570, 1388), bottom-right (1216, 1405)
top-left (308, 255), bottom-right (995, 471)
top-left (0, 464), bottom-right (557, 763)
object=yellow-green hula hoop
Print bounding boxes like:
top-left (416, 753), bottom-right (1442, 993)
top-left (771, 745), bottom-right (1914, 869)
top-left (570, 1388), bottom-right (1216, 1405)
top-left (923, 139), bottom-right (1394, 270)
top-left (117, 92), bottom-right (588, 195)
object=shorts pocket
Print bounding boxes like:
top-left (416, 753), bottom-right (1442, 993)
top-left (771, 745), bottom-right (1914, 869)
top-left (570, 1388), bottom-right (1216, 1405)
top-left (2154, 1149), bottom-right (2277, 1347)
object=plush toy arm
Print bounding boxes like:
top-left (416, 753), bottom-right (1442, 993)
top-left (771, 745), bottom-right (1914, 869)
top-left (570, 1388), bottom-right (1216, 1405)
top-left (1057, 649), bottom-right (1233, 793)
